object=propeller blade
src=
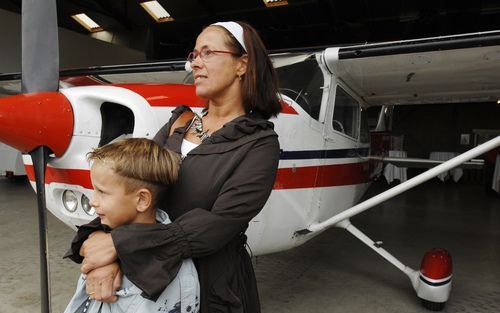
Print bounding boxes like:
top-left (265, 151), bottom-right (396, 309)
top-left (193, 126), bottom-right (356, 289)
top-left (29, 146), bottom-right (51, 313)
top-left (21, 0), bottom-right (59, 93)
top-left (21, 1), bottom-right (60, 312)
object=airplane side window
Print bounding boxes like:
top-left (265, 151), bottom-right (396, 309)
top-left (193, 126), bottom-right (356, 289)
top-left (332, 86), bottom-right (359, 139)
top-left (276, 57), bottom-right (324, 120)
top-left (99, 102), bottom-right (135, 147)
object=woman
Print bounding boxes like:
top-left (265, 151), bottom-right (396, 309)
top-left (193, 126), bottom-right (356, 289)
top-left (66, 21), bottom-right (281, 313)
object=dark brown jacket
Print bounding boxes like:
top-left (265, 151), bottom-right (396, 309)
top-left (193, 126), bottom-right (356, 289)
top-left (66, 105), bottom-right (280, 313)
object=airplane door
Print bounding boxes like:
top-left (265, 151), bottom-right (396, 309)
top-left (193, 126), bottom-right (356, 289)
top-left (317, 80), bottom-right (370, 221)
top-left (274, 54), bottom-right (330, 224)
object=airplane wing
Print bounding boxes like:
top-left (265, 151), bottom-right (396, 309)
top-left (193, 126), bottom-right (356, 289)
top-left (0, 60), bottom-right (190, 96)
top-left (325, 30), bottom-right (500, 106)
top-left (0, 53), bottom-right (314, 97)
top-left (2, 29), bottom-right (500, 104)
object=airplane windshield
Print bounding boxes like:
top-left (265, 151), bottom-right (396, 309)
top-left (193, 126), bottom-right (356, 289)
top-left (276, 57), bottom-right (324, 120)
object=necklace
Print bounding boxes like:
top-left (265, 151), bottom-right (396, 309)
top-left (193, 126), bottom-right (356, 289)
top-left (190, 111), bottom-right (210, 142)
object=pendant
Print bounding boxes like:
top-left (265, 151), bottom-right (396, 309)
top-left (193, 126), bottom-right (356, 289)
top-left (190, 113), bottom-right (210, 141)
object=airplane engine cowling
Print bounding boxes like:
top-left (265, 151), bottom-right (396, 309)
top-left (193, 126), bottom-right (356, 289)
top-left (0, 92), bottom-right (74, 157)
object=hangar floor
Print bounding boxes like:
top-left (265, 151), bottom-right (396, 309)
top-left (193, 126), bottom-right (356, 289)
top-left (0, 176), bottom-right (498, 313)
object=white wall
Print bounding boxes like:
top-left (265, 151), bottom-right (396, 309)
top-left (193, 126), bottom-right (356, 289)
top-left (0, 8), bottom-right (146, 73)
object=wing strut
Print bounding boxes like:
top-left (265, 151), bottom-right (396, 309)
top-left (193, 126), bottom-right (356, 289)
top-left (296, 135), bottom-right (500, 235)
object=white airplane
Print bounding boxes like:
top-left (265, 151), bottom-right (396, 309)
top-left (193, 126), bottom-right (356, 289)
top-left (1, 1), bottom-right (500, 312)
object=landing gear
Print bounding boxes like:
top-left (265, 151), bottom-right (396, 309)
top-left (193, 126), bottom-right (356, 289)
top-left (335, 220), bottom-right (453, 311)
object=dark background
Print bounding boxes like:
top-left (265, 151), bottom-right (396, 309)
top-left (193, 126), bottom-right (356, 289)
top-left (3, 1), bottom-right (500, 60)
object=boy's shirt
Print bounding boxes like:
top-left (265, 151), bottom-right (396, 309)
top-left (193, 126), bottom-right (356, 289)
top-left (63, 210), bottom-right (200, 313)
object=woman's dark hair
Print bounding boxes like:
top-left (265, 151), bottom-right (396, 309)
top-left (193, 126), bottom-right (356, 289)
top-left (213, 21), bottom-right (282, 119)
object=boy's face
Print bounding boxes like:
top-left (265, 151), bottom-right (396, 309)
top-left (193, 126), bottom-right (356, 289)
top-left (89, 161), bottom-right (139, 229)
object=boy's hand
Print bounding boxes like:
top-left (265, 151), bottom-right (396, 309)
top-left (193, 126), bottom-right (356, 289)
top-left (80, 231), bottom-right (117, 274)
top-left (85, 262), bottom-right (122, 303)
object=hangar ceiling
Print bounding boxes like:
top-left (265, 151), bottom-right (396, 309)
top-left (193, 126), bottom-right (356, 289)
top-left (2, 1), bottom-right (500, 61)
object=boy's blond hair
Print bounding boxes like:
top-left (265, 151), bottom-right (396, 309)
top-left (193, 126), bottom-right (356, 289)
top-left (87, 138), bottom-right (180, 204)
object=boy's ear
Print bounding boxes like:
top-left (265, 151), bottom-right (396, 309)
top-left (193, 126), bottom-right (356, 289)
top-left (136, 188), bottom-right (153, 213)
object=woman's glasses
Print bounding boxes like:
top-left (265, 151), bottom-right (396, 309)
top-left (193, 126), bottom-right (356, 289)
top-left (187, 48), bottom-right (239, 63)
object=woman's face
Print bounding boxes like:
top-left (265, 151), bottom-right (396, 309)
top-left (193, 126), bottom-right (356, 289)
top-left (191, 26), bottom-right (247, 102)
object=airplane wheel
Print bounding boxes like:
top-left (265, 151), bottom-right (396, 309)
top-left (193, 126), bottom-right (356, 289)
top-left (421, 299), bottom-right (445, 311)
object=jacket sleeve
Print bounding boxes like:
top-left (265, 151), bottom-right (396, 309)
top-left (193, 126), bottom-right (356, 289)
top-left (111, 135), bottom-right (280, 300)
top-left (63, 218), bottom-right (111, 263)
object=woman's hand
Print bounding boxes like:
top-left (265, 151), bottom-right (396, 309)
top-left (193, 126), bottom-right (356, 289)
top-left (85, 262), bottom-right (122, 302)
top-left (80, 231), bottom-right (117, 274)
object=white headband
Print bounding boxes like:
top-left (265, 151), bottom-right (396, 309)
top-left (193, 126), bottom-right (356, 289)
top-left (212, 21), bottom-right (247, 52)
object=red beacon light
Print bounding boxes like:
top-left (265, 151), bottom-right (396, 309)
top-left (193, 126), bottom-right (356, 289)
top-left (415, 248), bottom-right (453, 311)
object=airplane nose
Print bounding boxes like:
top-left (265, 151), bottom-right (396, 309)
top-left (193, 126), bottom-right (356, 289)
top-left (0, 92), bottom-right (74, 157)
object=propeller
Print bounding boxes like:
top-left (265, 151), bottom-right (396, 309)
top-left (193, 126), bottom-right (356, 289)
top-left (22, 1), bottom-right (59, 312)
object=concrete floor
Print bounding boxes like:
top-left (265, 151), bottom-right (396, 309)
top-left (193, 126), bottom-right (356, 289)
top-left (0, 176), bottom-right (498, 313)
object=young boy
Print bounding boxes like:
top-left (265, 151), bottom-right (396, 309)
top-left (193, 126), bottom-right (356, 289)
top-left (63, 138), bottom-right (199, 313)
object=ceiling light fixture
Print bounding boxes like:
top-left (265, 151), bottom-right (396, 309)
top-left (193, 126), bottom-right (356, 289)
top-left (71, 13), bottom-right (103, 32)
top-left (140, 1), bottom-right (174, 23)
top-left (263, 0), bottom-right (288, 7)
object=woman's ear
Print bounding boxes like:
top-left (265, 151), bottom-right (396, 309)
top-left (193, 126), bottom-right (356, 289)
top-left (136, 188), bottom-right (153, 213)
top-left (236, 54), bottom-right (248, 77)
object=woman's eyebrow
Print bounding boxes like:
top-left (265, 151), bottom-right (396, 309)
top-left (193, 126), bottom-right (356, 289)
top-left (194, 44), bottom-right (210, 51)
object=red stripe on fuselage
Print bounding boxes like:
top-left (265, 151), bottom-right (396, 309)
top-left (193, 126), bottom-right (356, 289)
top-left (25, 165), bottom-right (93, 190)
top-left (25, 161), bottom-right (370, 191)
top-left (273, 162), bottom-right (371, 189)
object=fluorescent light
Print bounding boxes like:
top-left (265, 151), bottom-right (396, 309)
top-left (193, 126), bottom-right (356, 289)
top-left (263, 0), bottom-right (288, 7)
top-left (140, 1), bottom-right (174, 23)
top-left (71, 13), bottom-right (103, 32)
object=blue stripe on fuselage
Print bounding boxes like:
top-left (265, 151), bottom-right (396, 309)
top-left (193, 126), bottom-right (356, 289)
top-left (280, 148), bottom-right (369, 160)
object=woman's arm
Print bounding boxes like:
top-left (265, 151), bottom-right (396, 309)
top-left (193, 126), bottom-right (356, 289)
top-left (111, 135), bottom-right (280, 300)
